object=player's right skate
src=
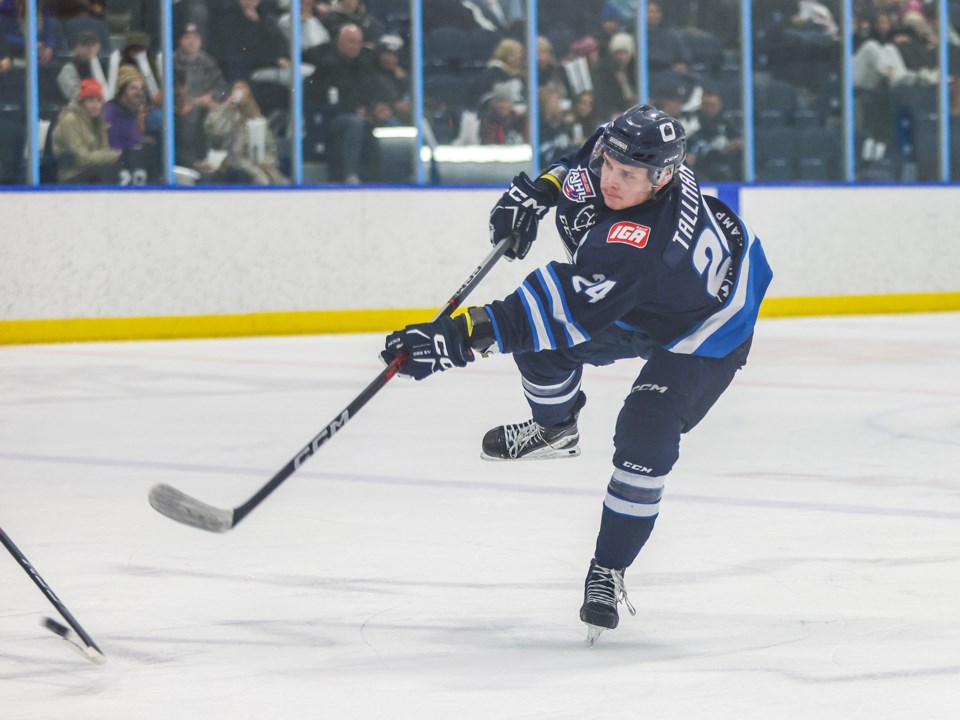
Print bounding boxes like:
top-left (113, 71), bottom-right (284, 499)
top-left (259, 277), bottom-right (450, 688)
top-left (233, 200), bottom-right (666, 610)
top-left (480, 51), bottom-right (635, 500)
top-left (579, 559), bottom-right (636, 647)
top-left (481, 392), bottom-right (586, 460)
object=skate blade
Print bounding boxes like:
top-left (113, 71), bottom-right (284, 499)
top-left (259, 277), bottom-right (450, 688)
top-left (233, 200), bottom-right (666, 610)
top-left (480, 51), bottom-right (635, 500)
top-left (480, 446), bottom-right (581, 462)
top-left (584, 624), bottom-right (605, 647)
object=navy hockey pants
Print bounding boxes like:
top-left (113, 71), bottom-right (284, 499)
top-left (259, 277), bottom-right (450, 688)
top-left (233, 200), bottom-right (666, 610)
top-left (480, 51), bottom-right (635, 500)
top-left (513, 326), bottom-right (753, 569)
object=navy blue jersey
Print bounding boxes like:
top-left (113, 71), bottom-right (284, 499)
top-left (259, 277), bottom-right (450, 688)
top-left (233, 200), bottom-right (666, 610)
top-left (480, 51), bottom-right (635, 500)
top-left (484, 129), bottom-right (773, 359)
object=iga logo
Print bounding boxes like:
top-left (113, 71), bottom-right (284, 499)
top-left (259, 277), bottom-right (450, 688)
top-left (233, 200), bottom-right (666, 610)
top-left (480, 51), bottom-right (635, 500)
top-left (562, 167), bottom-right (596, 203)
top-left (606, 222), bottom-right (651, 249)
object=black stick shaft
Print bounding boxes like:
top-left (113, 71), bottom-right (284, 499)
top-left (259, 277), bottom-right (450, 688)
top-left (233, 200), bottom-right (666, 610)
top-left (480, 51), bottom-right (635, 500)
top-left (0, 526), bottom-right (104, 655)
top-left (228, 235), bottom-right (512, 528)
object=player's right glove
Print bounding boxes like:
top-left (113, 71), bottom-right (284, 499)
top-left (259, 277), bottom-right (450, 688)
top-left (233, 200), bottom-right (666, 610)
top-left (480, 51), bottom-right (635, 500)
top-left (489, 172), bottom-right (561, 261)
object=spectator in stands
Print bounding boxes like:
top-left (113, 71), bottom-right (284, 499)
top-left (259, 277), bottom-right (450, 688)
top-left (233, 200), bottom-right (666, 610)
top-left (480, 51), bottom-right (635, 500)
top-left (323, 0), bottom-right (384, 46)
top-left (173, 23), bottom-right (228, 109)
top-left (303, 23), bottom-right (383, 182)
top-left (173, 23), bottom-right (227, 171)
top-left (539, 83), bottom-right (575, 165)
top-left (570, 89), bottom-right (600, 143)
top-left (57, 30), bottom-right (103, 103)
top-left (463, 0), bottom-right (525, 35)
top-left (210, 0), bottom-right (290, 82)
top-left (0, 24), bottom-right (11, 73)
top-left (479, 80), bottom-right (526, 145)
top-left (0, 0), bottom-right (62, 64)
top-left (117, 31), bottom-right (163, 116)
top-left (472, 37), bottom-right (526, 111)
top-left (62, 7), bottom-right (111, 52)
top-left (373, 33), bottom-right (411, 124)
top-left (562, 36), bottom-right (601, 99)
top-left (594, 32), bottom-right (637, 121)
top-left (685, 87), bottom-right (743, 182)
top-left (51, 78), bottom-right (121, 183)
top-left (104, 64), bottom-right (147, 150)
top-left (537, 36), bottom-right (571, 104)
top-left (205, 79), bottom-right (290, 184)
top-left (896, 11), bottom-right (938, 75)
top-left (646, 1), bottom-right (690, 74)
top-left (279, 0), bottom-right (330, 52)
top-left (597, 2), bottom-right (627, 53)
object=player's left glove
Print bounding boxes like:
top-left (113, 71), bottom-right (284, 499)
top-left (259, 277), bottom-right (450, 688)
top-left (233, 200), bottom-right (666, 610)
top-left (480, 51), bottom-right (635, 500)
top-left (381, 316), bottom-right (473, 381)
top-left (489, 172), bottom-right (560, 261)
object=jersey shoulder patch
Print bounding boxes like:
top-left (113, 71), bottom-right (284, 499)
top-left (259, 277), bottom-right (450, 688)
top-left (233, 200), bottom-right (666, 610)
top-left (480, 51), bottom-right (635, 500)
top-left (562, 166), bottom-right (597, 202)
top-left (606, 221), bottom-right (651, 249)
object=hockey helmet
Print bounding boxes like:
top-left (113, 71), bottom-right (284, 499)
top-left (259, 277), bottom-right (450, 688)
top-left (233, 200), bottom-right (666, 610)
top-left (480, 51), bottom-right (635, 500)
top-left (588, 104), bottom-right (686, 192)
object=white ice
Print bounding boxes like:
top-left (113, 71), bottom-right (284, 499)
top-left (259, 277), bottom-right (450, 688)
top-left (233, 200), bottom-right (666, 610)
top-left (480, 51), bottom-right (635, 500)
top-left (1, 313), bottom-right (959, 720)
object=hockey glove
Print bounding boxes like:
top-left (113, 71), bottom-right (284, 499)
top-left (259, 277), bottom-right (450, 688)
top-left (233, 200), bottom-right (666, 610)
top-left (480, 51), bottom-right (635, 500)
top-left (489, 172), bottom-right (560, 260)
top-left (382, 316), bottom-right (473, 381)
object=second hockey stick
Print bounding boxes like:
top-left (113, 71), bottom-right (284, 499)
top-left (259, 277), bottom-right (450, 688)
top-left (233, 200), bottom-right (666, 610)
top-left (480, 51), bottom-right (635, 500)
top-left (0, 525), bottom-right (106, 664)
top-left (149, 235), bottom-right (513, 533)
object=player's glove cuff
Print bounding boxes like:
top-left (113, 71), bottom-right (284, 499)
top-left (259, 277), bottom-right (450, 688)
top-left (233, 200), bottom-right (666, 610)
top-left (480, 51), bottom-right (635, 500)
top-left (455, 306), bottom-right (499, 356)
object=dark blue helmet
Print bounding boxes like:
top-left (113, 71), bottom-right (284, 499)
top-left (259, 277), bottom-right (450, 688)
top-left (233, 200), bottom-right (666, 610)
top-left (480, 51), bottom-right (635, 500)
top-left (588, 104), bottom-right (686, 193)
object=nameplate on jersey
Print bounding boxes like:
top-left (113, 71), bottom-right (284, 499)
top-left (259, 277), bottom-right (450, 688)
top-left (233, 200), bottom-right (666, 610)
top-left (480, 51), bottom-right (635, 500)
top-left (606, 221), bottom-right (650, 249)
top-left (562, 166), bottom-right (596, 203)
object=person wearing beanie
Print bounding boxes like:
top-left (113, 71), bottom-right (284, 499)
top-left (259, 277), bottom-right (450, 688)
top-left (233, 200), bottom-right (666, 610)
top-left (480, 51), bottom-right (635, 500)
top-left (57, 30), bottom-right (103, 103)
top-left (103, 65), bottom-right (147, 150)
top-left (595, 31), bottom-right (638, 121)
top-left (51, 78), bottom-right (122, 183)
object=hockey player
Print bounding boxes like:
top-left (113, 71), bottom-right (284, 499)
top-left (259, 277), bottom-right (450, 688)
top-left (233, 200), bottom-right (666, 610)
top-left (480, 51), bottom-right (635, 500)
top-left (382, 104), bottom-right (773, 645)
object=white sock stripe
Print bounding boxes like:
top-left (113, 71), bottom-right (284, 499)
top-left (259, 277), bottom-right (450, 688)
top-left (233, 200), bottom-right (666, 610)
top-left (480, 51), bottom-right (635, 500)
top-left (522, 381), bottom-right (582, 405)
top-left (521, 370), bottom-right (579, 394)
top-left (603, 493), bottom-right (660, 518)
top-left (611, 467), bottom-right (665, 490)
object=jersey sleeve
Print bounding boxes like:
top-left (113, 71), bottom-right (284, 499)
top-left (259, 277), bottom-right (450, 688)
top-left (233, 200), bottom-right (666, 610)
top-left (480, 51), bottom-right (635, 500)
top-left (482, 242), bottom-right (651, 354)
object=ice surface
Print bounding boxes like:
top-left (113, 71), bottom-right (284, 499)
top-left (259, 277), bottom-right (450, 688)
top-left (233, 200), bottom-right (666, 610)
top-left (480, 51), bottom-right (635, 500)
top-left (1, 313), bottom-right (958, 719)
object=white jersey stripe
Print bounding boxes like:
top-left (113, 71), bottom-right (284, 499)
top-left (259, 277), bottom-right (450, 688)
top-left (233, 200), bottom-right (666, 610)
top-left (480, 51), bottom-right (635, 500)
top-left (518, 282), bottom-right (553, 351)
top-left (537, 267), bottom-right (589, 346)
top-left (667, 227), bottom-right (756, 355)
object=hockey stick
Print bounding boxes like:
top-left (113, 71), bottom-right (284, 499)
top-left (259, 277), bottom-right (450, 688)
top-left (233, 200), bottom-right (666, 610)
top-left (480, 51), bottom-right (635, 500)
top-left (0, 526), bottom-right (106, 664)
top-left (149, 235), bottom-right (513, 533)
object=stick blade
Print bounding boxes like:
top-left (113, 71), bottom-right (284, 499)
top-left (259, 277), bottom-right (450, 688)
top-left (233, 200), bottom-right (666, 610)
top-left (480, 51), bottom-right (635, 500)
top-left (42, 618), bottom-right (107, 665)
top-left (148, 483), bottom-right (235, 533)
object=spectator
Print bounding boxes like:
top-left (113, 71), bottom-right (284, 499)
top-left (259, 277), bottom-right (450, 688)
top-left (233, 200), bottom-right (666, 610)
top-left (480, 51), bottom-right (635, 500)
top-left (279, 0), bottom-right (330, 52)
top-left (0, 0), bottom-right (64, 64)
top-left (537, 36), bottom-right (571, 104)
top-left (479, 81), bottom-right (526, 144)
top-left (204, 80), bottom-right (290, 184)
top-left (210, 0), bottom-right (290, 82)
top-left (173, 23), bottom-right (227, 171)
top-left (372, 33), bottom-right (411, 124)
top-left (51, 78), bottom-right (121, 183)
top-left (104, 64), bottom-right (147, 150)
top-left (685, 87), bottom-right (743, 182)
top-left (173, 23), bottom-right (227, 108)
top-left (57, 30), bottom-right (104, 103)
top-left (462, 0), bottom-right (525, 34)
top-left (303, 23), bottom-right (383, 182)
top-left (115, 31), bottom-right (162, 110)
top-left (322, 0), bottom-right (384, 46)
top-left (570, 89), bottom-right (600, 144)
top-left (562, 36), bottom-right (601, 98)
top-left (646, 1), bottom-right (690, 74)
top-left (472, 37), bottom-right (526, 111)
top-left (62, 7), bottom-right (111, 52)
top-left (0, 24), bottom-right (11, 73)
top-left (539, 83), bottom-right (576, 165)
top-left (594, 32), bottom-right (637, 121)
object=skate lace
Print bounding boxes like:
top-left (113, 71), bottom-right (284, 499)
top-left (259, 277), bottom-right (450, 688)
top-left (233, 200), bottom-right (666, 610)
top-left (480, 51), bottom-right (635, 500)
top-left (503, 420), bottom-right (549, 459)
top-left (585, 566), bottom-right (637, 616)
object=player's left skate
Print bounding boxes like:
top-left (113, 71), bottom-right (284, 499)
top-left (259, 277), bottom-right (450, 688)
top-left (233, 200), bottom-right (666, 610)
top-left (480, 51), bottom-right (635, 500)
top-left (579, 559), bottom-right (636, 647)
top-left (481, 392), bottom-right (586, 461)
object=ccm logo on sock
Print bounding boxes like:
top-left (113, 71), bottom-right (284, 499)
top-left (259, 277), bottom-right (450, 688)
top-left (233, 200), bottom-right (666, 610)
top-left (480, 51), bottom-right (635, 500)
top-left (606, 222), bottom-right (650, 249)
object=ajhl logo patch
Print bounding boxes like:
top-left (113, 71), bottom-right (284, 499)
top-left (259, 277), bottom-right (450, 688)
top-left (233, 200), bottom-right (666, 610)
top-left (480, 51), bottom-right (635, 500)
top-left (606, 222), bottom-right (651, 249)
top-left (562, 167), bottom-right (596, 203)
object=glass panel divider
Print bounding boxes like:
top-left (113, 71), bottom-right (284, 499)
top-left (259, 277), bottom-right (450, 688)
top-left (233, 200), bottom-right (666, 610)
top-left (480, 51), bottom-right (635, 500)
top-left (161, 0), bottom-right (174, 186)
top-left (25, 0), bottom-right (39, 185)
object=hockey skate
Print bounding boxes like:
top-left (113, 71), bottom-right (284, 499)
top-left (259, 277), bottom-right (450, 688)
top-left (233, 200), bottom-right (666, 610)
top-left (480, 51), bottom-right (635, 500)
top-left (481, 393), bottom-right (586, 461)
top-left (579, 559), bottom-right (636, 647)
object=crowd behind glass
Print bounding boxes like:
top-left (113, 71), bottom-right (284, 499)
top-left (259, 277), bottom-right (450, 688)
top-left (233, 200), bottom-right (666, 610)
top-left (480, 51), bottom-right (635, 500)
top-left (0, 0), bottom-right (957, 187)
